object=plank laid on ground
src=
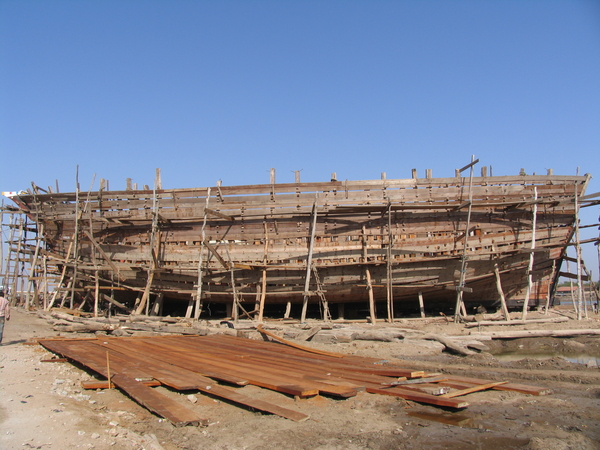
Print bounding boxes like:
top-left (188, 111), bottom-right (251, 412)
top-left (103, 337), bottom-right (329, 397)
top-left (439, 381), bottom-right (508, 398)
top-left (158, 335), bottom-right (417, 383)
top-left (82, 380), bottom-right (161, 389)
top-left (44, 338), bottom-right (310, 421)
top-left (256, 325), bottom-right (345, 357)
top-left (99, 338), bottom-right (250, 388)
top-left (111, 373), bottom-right (207, 427)
top-left (441, 375), bottom-right (552, 396)
top-left (178, 334), bottom-right (425, 378)
top-left (366, 386), bottom-right (469, 409)
top-left (200, 384), bottom-right (309, 422)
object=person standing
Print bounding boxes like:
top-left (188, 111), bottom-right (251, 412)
top-left (0, 290), bottom-right (10, 344)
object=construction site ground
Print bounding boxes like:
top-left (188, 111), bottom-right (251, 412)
top-left (1, 308), bottom-right (600, 450)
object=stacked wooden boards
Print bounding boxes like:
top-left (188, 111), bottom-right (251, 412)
top-left (38, 334), bottom-right (551, 426)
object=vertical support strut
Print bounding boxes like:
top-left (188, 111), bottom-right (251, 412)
top-left (386, 201), bottom-right (394, 323)
top-left (301, 199), bottom-right (318, 323)
top-left (494, 261), bottom-right (510, 321)
top-left (521, 186), bottom-right (538, 320)
top-left (454, 155), bottom-right (478, 322)
top-left (362, 226), bottom-right (376, 324)
top-left (194, 188), bottom-right (211, 320)
top-left (574, 186), bottom-right (584, 320)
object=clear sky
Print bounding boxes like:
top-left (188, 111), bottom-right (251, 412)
top-left (1, 0), bottom-right (599, 279)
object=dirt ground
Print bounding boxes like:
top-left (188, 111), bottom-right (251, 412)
top-left (2, 308), bottom-right (600, 450)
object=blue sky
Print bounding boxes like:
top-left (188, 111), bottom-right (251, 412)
top-left (1, 0), bottom-right (599, 279)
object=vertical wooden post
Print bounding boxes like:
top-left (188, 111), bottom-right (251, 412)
top-left (194, 188), bottom-right (211, 320)
top-left (418, 291), bottom-right (425, 318)
top-left (385, 202), bottom-right (395, 323)
top-left (521, 187), bottom-right (538, 320)
top-left (301, 199), bottom-right (318, 323)
top-left (94, 271), bottom-right (100, 317)
top-left (494, 262), bottom-right (510, 320)
top-left (574, 186), bottom-right (584, 320)
top-left (362, 226), bottom-right (376, 324)
top-left (26, 223), bottom-right (43, 310)
top-left (10, 218), bottom-right (24, 306)
top-left (135, 179), bottom-right (160, 315)
top-left (71, 166), bottom-right (81, 309)
top-left (151, 293), bottom-right (164, 316)
top-left (566, 259), bottom-right (579, 317)
top-left (454, 156), bottom-right (478, 322)
top-left (257, 221), bottom-right (269, 322)
top-left (258, 269), bottom-right (267, 322)
top-left (284, 302), bottom-right (292, 319)
top-left (544, 260), bottom-right (556, 315)
top-left (337, 303), bottom-right (345, 320)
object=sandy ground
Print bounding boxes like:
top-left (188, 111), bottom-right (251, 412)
top-left (2, 308), bottom-right (600, 450)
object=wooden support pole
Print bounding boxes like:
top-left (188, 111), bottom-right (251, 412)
top-left (544, 260), bottom-right (556, 315)
top-left (134, 182), bottom-right (160, 315)
top-left (47, 239), bottom-right (74, 310)
top-left (257, 221), bottom-right (269, 322)
top-left (194, 188), bottom-right (211, 320)
top-left (494, 262), bottom-right (510, 321)
top-left (362, 226), bottom-right (376, 324)
top-left (454, 156), bottom-right (477, 321)
top-left (150, 293), bottom-right (164, 316)
top-left (26, 223), bottom-right (43, 310)
top-left (386, 202), bottom-right (394, 323)
top-left (301, 199), bottom-right (318, 323)
top-left (71, 166), bottom-right (81, 309)
top-left (574, 186), bottom-right (584, 320)
top-left (521, 186), bottom-right (538, 320)
top-left (418, 291), bottom-right (426, 318)
top-left (10, 217), bottom-right (24, 306)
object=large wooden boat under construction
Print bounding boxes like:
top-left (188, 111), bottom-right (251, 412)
top-left (3, 165), bottom-right (596, 321)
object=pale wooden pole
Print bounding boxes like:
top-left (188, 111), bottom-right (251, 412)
top-left (521, 186), bottom-right (538, 320)
top-left (362, 226), bottom-right (376, 324)
top-left (301, 199), bottom-right (318, 323)
top-left (494, 261), bottom-right (511, 321)
top-left (418, 291), bottom-right (426, 318)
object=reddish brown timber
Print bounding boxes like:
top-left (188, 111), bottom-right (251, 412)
top-left (366, 386), bottom-right (469, 409)
top-left (110, 373), bottom-right (207, 427)
top-left (440, 375), bottom-right (552, 396)
top-left (439, 381), bottom-right (508, 398)
top-left (82, 379), bottom-right (161, 389)
top-left (197, 384), bottom-right (309, 422)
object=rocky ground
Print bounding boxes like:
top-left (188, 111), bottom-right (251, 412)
top-left (1, 307), bottom-right (600, 450)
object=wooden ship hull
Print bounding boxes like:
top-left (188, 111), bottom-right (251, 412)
top-left (6, 171), bottom-right (591, 320)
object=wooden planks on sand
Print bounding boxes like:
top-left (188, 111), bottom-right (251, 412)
top-left (38, 334), bottom-right (552, 425)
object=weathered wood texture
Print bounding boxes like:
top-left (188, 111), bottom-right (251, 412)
top-left (38, 334), bottom-right (551, 419)
top-left (10, 173), bottom-right (591, 314)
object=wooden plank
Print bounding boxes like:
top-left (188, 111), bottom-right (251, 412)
top-left (366, 386), bottom-right (469, 409)
top-left (111, 373), bottom-right (207, 427)
top-left (200, 384), bottom-right (308, 422)
top-left (439, 381), bottom-right (508, 398)
top-left (256, 325), bottom-right (344, 358)
top-left (442, 375), bottom-right (552, 396)
top-left (82, 380), bottom-right (161, 389)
